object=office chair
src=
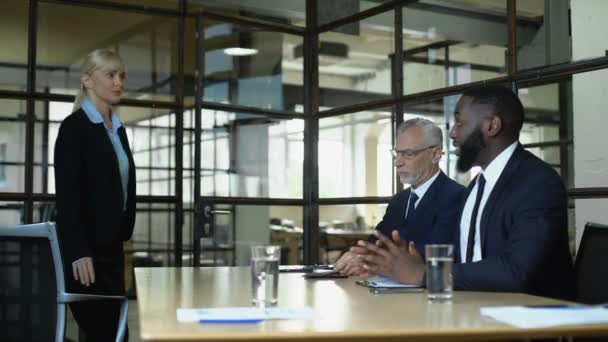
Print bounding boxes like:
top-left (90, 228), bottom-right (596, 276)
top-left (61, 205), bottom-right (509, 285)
top-left (0, 222), bottom-right (128, 342)
top-left (574, 221), bottom-right (608, 305)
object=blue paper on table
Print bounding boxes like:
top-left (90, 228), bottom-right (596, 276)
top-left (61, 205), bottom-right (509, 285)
top-left (480, 306), bottom-right (608, 328)
top-left (356, 274), bottom-right (420, 288)
top-left (177, 307), bottom-right (315, 323)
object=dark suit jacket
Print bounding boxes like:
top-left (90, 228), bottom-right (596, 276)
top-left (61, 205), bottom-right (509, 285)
top-left (453, 145), bottom-right (575, 300)
top-left (54, 109), bottom-right (136, 266)
top-left (374, 171), bottom-right (466, 256)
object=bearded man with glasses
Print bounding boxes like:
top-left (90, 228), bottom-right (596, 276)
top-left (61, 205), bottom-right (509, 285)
top-left (335, 118), bottom-right (465, 276)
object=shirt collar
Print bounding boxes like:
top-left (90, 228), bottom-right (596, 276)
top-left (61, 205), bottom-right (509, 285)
top-left (81, 98), bottom-right (122, 132)
top-left (480, 141), bottom-right (518, 188)
top-left (412, 169), bottom-right (441, 200)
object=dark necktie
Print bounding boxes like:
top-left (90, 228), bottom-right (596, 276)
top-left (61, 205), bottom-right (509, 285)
top-left (466, 174), bottom-right (486, 263)
top-left (405, 191), bottom-right (419, 222)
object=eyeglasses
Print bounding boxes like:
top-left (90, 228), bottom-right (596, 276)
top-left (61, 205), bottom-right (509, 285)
top-left (390, 145), bottom-right (437, 160)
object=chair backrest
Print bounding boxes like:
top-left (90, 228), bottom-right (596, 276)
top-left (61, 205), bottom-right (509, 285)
top-left (0, 222), bottom-right (64, 341)
top-left (574, 222), bottom-right (608, 304)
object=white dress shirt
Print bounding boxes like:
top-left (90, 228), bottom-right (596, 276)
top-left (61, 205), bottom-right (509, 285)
top-left (460, 142), bottom-right (518, 263)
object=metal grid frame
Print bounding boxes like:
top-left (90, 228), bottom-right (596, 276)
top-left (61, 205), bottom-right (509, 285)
top-left (0, 0), bottom-right (606, 265)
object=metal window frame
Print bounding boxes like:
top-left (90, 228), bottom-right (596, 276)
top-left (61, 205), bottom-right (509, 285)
top-left (2, 0), bottom-right (608, 267)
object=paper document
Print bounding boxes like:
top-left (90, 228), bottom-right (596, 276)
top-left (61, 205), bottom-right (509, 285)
top-left (177, 307), bottom-right (315, 323)
top-left (481, 305), bottom-right (608, 328)
top-left (357, 274), bottom-right (420, 288)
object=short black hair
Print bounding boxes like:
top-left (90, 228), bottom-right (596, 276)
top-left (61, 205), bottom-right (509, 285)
top-left (461, 85), bottom-right (524, 137)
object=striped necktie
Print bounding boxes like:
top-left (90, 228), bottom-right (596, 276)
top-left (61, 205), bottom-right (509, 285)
top-left (466, 174), bottom-right (486, 263)
top-left (405, 191), bottom-right (419, 222)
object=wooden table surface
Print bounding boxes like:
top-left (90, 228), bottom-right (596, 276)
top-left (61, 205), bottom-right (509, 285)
top-left (135, 267), bottom-right (608, 341)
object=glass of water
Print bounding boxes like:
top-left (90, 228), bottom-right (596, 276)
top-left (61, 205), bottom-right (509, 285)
top-left (250, 245), bottom-right (281, 307)
top-left (425, 244), bottom-right (454, 301)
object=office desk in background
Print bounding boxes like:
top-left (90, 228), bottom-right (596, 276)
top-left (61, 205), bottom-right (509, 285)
top-left (135, 267), bottom-right (608, 341)
top-left (321, 228), bottom-right (373, 263)
top-left (270, 226), bottom-right (373, 264)
top-left (323, 228), bottom-right (373, 240)
top-left (269, 225), bottom-right (302, 265)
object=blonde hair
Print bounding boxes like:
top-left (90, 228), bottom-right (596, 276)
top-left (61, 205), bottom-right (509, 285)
top-left (73, 49), bottom-right (125, 112)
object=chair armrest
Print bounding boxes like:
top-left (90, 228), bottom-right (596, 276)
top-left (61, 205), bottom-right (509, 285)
top-left (116, 298), bottom-right (128, 342)
top-left (58, 292), bottom-right (128, 342)
top-left (58, 292), bottom-right (126, 303)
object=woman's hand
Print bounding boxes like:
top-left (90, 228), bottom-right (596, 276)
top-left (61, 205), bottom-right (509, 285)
top-left (72, 257), bottom-right (95, 286)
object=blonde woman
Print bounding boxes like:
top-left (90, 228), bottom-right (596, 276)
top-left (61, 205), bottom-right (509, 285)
top-left (54, 49), bottom-right (135, 341)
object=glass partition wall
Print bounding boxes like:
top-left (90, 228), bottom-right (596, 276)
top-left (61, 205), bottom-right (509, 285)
top-left (1, 0), bottom-right (606, 267)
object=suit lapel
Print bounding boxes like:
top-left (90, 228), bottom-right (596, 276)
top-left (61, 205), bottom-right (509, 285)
top-left (412, 171), bottom-right (445, 222)
top-left (479, 145), bottom-right (525, 256)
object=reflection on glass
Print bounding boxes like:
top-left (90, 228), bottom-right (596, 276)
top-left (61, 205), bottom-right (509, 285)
top-left (0, 145), bottom-right (6, 190)
top-left (97, 0), bottom-right (179, 10)
top-left (518, 82), bottom-right (565, 176)
top-left (198, 110), bottom-right (303, 198)
top-left (320, 203), bottom-right (387, 233)
top-left (132, 203), bottom-right (176, 266)
top-left (124, 108), bottom-right (176, 197)
top-left (521, 125), bottom-right (560, 146)
top-left (32, 201), bottom-right (57, 223)
top-left (318, 13), bottom-right (394, 108)
top-left (319, 203), bottom-right (388, 263)
top-left (572, 2), bottom-right (608, 64)
top-left (241, 205), bottom-right (302, 265)
top-left (33, 101), bottom-right (70, 194)
top-left (403, 4), bottom-right (506, 94)
top-left (0, 202), bottom-right (24, 226)
top-left (439, 0), bottom-right (543, 18)
top-left (527, 145), bottom-right (560, 171)
top-left (515, 1), bottom-right (573, 70)
top-left (36, 2), bottom-right (178, 102)
top-left (190, 204), bottom-right (303, 266)
top-left (188, 2), bottom-right (306, 27)
top-left (0, 100), bottom-right (27, 193)
top-left (319, 109), bottom-right (393, 198)
top-left (0, 0), bottom-right (28, 91)
top-left (126, 107), bottom-right (176, 196)
top-left (199, 20), bottom-right (303, 111)
top-left (519, 83), bottom-right (560, 144)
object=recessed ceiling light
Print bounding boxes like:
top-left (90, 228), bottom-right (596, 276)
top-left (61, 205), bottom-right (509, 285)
top-left (223, 47), bottom-right (259, 56)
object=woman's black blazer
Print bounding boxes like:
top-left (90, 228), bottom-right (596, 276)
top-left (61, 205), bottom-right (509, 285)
top-left (54, 108), bottom-right (136, 264)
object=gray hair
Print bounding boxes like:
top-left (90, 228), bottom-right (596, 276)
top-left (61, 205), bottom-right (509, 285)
top-left (73, 49), bottom-right (125, 112)
top-left (397, 118), bottom-right (443, 147)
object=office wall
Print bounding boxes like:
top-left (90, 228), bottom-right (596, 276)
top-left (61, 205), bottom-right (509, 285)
top-left (572, 0), bottom-right (608, 248)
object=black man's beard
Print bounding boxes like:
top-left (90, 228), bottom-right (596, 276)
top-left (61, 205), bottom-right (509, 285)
top-left (456, 127), bottom-right (486, 172)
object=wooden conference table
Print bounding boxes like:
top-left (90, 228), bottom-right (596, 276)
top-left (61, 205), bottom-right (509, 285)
top-left (135, 267), bottom-right (608, 341)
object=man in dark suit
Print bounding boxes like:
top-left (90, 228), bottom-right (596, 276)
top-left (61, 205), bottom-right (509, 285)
top-left (352, 85), bottom-right (574, 300)
top-left (335, 118), bottom-right (465, 276)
